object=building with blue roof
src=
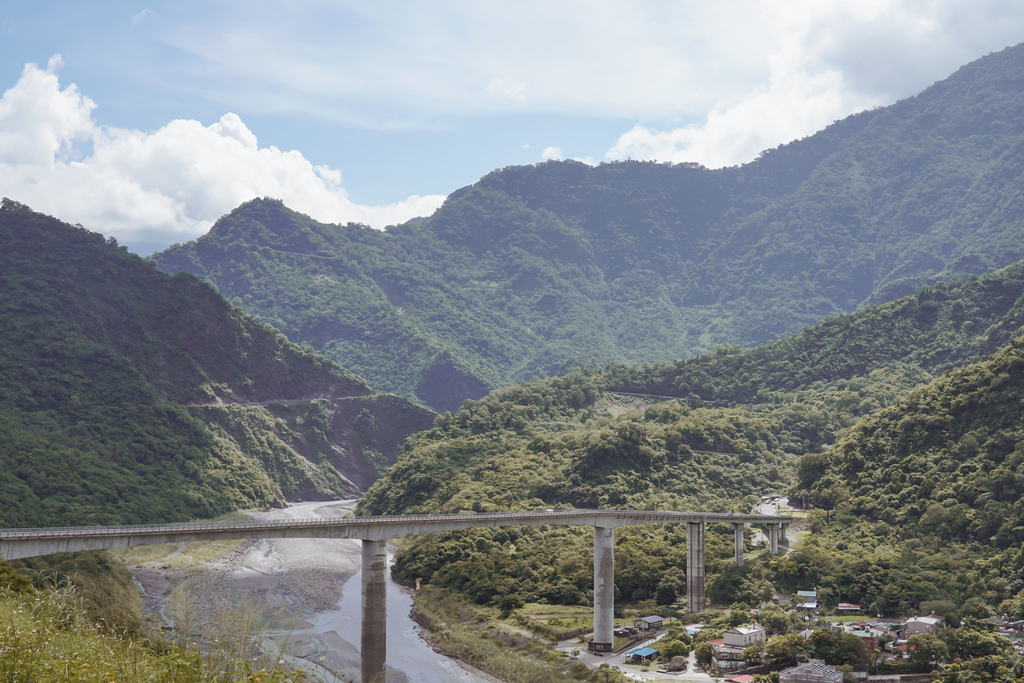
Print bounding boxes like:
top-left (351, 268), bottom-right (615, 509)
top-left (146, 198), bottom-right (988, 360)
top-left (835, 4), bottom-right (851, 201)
top-left (626, 647), bottom-right (659, 663)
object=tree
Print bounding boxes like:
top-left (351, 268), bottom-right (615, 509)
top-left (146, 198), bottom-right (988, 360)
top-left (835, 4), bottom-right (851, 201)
top-left (907, 633), bottom-right (947, 665)
top-left (695, 641), bottom-right (714, 668)
top-left (658, 638), bottom-right (692, 659)
top-left (743, 642), bottom-right (766, 666)
top-left (729, 602), bottom-right (753, 627)
top-left (939, 624), bottom-right (1011, 660)
top-left (758, 605), bottom-right (790, 634)
top-left (656, 567), bottom-right (685, 605)
top-left (765, 633), bottom-right (808, 668)
top-left (497, 593), bottom-right (524, 618)
top-left (808, 630), bottom-right (869, 666)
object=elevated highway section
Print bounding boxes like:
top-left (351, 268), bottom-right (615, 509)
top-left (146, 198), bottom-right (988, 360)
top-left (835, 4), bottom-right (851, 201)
top-left (2, 508), bottom-right (792, 682)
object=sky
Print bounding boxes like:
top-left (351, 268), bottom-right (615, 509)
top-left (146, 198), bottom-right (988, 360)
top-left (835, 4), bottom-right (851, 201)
top-left (2, 1), bottom-right (1024, 255)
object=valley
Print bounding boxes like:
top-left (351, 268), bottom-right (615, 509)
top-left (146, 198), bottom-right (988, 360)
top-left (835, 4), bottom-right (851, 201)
top-left (5, 41), bottom-right (1024, 683)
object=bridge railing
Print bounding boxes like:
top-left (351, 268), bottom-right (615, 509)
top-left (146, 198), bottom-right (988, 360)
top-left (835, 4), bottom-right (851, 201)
top-left (0, 509), bottom-right (790, 539)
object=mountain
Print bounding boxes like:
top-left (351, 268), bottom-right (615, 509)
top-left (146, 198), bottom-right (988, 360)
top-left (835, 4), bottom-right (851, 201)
top-left (0, 199), bottom-right (434, 528)
top-left (602, 261), bottom-right (1024, 408)
top-left (804, 335), bottom-right (1024, 548)
top-left (153, 43), bottom-right (1024, 412)
top-left (352, 258), bottom-right (1024, 610)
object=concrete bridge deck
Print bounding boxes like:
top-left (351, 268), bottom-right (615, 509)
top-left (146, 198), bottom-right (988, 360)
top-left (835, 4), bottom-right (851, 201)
top-left (0, 509), bottom-right (790, 560)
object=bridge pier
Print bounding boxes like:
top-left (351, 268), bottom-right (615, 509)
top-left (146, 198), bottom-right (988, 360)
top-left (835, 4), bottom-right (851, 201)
top-left (733, 523), bottom-right (744, 567)
top-left (361, 539), bottom-right (388, 683)
top-left (779, 522), bottom-right (788, 547)
top-left (768, 523), bottom-right (779, 554)
top-left (686, 521), bottom-right (705, 613)
top-left (591, 526), bottom-right (615, 651)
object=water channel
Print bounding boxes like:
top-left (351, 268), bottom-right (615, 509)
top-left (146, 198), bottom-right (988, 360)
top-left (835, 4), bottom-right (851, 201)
top-left (246, 500), bottom-right (491, 683)
top-left (308, 551), bottom-right (488, 683)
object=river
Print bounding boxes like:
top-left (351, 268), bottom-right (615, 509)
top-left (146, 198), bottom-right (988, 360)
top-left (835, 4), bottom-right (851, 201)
top-left (246, 500), bottom-right (492, 683)
top-left (306, 551), bottom-right (487, 683)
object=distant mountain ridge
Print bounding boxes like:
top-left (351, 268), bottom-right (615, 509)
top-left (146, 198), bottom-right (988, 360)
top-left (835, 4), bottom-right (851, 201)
top-left (154, 43), bottom-right (1024, 412)
top-left (0, 199), bottom-right (434, 527)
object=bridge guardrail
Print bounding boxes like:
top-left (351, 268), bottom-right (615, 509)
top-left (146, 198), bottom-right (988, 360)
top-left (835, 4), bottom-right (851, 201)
top-left (0, 509), bottom-right (791, 540)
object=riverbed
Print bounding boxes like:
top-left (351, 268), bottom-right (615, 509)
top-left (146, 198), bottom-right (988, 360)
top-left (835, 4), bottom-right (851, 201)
top-left (133, 499), bottom-right (493, 683)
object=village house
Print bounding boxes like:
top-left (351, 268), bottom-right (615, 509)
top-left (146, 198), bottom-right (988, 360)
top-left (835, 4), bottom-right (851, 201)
top-left (711, 623), bottom-right (767, 673)
top-left (635, 615), bottom-right (664, 631)
top-left (727, 675), bottom-right (757, 683)
top-left (904, 614), bottom-right (943, 637)
top-left (850, 627), bottom-right (887, 651)
top-left (726, 623), bottom-right (767, 648)
top-left (797, 589), bottom-right (818, 610)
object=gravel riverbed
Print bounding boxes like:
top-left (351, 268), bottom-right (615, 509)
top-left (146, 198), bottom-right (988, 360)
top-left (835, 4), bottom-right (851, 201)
top-left (130, 500), bottom-right (494, 682)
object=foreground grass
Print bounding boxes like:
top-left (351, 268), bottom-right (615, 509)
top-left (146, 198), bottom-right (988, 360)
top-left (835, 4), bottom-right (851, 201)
top-left (0, 585), bottom-right (302, 682)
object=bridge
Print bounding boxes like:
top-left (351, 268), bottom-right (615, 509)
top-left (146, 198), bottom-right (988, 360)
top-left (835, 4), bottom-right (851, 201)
top-left (1, 509), bottom-right (792, 682)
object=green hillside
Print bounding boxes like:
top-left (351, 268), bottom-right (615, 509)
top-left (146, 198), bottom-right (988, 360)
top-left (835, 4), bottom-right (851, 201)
top-left (353, 258), bottom-right (1024, 614)
top-left (804, 336), bottom-right (1024, 548)
top-left (0, 199), bottom-right (434, 528)
top-left (155, 43), bottom-right (1024, 412)
top-left (603, 261), bottom-right (1024, 407)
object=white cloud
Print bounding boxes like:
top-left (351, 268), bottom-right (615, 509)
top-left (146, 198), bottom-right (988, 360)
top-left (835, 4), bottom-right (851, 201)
top-left (606, 0), bottom-right (1024, 168)
top-left (0, 58), bottom-right (445, 252)
top-left (158, 1), bottom-right (773, 125)
top-left (541, 146), bottom-right (563, 161)
top-left (156, 0), bottom-right (1024, 129)
top-left (131, 9), bottom-right (155, 26)
top-left (130, 0), bottom-right (1024, 173)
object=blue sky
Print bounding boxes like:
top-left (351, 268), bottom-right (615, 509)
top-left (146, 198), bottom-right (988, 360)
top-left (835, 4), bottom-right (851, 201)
top-left (3, 1), bottom-right (1024, 254)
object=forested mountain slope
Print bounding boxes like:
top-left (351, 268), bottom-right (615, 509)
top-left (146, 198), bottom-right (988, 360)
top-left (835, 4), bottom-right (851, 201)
top-left (355, 258), bottom-right (1024, 611)
top-left (804, 336), bottom-right (1024, 548)
top-left (0, 199), bottom-right (433, 528)
top-left (155, 43), bottom-right (1024, 412)
top-left (603, 261), bottom-right (1024, 405)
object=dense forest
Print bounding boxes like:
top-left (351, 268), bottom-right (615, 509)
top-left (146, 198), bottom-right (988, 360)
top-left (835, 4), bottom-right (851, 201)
top-left (805, 337), bottom-right (1024, 547)
top-left (154, 43), bottom-right (1024, 412)
top-left (602, 261), bottom-right (1024, 405)
top-left (355, 261), bottom-right (1024, 623)
top-left (0, 199), bottom-right (434, 528)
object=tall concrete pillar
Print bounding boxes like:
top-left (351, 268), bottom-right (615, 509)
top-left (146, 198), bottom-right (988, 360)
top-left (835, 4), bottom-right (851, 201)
top-left (779, 522), bottom-right (789, 546)
top-left (362, 539), bottom-right (388, 683)
top-left (733, 523), bottom-right (744, 567)
top-left (591, 526), bottom-right (615, 652)
top-left (686, 521), bottom-right (705, 613)
top-left (769, 523), bottom-right (779, 554)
